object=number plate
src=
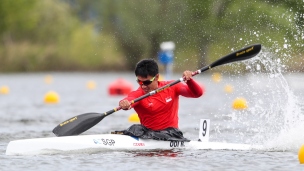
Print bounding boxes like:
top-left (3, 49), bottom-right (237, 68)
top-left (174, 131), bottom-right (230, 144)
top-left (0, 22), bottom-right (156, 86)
top-left (199, 119), bottom-right (210, 142)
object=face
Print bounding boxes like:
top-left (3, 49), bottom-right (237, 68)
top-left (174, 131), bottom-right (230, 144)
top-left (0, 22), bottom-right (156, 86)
top-left (136, 74), bottom-right (159, 93)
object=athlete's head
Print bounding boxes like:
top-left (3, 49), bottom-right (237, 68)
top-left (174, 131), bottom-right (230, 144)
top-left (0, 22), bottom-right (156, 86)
top-left (135, 59), bottom-right (159, 78)
top-left (135, 59), bottom-right (159, 93)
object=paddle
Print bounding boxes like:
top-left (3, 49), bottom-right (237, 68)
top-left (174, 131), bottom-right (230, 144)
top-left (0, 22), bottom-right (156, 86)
top-left (53, 43), bottom-right (262, 137)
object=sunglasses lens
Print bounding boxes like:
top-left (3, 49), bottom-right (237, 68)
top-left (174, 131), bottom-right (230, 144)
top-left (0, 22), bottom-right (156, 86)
top-left (142, 80), bottom-right (152, 86)
top-left (137, 80), bottom-right (151, 86)
top-left (137, 76), bottom-right (155, 86)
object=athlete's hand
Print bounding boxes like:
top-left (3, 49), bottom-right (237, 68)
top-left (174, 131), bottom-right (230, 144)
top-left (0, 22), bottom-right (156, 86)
top-left (183, 70), bottom-right (193, 82)
top-left (119, 100), bottom-right (132, 110)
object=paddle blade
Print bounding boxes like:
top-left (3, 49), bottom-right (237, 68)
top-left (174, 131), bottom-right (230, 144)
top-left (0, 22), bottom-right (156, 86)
top-left (209, 44), bottom-right (261, 69)
top-left (52, 113), bottom-right (104, 137)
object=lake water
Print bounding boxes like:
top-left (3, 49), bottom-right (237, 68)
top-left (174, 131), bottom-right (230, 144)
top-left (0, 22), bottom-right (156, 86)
top-left (0, 70), bottom-right (304, 170)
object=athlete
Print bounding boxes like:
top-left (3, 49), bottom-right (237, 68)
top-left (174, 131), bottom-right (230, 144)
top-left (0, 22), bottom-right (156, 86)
top-left (118, 59), bottom-right (203, 141)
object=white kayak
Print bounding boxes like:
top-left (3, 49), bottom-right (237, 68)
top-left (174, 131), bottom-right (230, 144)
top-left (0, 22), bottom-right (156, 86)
top-left (5, 134), bottom-right (259, 156)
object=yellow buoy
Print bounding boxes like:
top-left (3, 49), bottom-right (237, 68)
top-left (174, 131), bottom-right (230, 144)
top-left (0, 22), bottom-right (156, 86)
top-left (44, 75), bottom-right (53, 84)
top-left (86, 80), bottom-right (96, 90)
top-left (212, 72), bottom-right (222, 83)
top-left (224, 84), bottom-right (234, 93)
top-left (128, 113), bottom-right (140, 123)
top-left (232, 97), bottom-right (248, 110)
top-left (299, 144), bottom-right (304, 164)
top-left (44, 91), bottom-right (60, 104)
top-left (0, 85), bottom-right (10, 94)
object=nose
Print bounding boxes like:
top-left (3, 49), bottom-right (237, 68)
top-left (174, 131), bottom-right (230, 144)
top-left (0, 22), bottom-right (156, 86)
top-left (141, 84), bottom-right (147, 88)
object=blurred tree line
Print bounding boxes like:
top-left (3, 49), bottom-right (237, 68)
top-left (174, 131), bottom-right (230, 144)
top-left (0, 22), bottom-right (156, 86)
top-left (0, 0), bottom-right (303, 72)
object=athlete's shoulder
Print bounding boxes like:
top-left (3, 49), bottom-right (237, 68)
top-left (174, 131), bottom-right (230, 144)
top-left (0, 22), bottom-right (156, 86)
top-left (125, 86), bottom-right (144, 98)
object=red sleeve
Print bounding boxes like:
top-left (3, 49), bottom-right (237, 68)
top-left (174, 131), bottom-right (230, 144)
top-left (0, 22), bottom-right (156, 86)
top-left (119, 88), bottom-right (142, 108)
top-left (177, 78), bottom-right (203, 97)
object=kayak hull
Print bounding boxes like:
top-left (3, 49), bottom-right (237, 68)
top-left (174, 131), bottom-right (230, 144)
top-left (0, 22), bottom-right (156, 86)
top-left (5, 134), bottom-right (256, 155)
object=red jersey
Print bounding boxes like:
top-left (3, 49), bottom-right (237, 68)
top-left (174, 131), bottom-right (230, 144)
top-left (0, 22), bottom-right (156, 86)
top-left (123, 79), bottom-right (203, 130)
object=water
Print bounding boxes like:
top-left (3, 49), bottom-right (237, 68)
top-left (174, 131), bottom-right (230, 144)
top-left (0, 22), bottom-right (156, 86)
top-left (1, 66), bottom-right (304, 170)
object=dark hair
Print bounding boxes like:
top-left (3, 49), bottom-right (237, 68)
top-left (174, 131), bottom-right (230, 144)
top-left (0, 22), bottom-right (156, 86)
top-left (135, 59), bottom-right (159, 77)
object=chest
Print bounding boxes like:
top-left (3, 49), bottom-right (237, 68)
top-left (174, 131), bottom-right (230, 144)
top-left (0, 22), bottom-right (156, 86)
top-left (138, 89), bottom-right (176, 111)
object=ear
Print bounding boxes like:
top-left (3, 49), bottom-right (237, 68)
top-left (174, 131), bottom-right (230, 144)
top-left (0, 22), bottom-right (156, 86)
top-left (155, 74), bottom-right (160, 81)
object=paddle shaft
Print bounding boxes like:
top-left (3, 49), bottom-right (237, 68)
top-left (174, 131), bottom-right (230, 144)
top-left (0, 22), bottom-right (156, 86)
top-left (53, 44), bottom-right (261, 136)
top-left (105, 72), bottom-right (198, 115)
top-left (103, 44), bottom-right (261, 117)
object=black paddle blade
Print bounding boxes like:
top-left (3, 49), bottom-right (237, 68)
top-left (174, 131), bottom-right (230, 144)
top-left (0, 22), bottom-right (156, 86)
top-left (209, 44), bottom-right (262, 69)
top-left (52, 113), bottom-right (104, 137)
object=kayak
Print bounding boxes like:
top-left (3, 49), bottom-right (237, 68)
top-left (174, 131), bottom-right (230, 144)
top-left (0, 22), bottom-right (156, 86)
top-left (5, 44), bottom-right (263, 156)
top-left (5, 134), bottom-right (259, 156)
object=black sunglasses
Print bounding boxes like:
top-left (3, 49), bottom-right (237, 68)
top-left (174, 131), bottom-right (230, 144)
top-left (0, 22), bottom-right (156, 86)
top-left (136, 76), bottom-right (156, 86)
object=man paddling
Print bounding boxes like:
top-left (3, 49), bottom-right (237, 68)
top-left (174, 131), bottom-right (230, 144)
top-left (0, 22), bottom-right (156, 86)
top-left (52, 44), bottom-right (260, 137)
top-left (117, 59), bottom-right (203, 141)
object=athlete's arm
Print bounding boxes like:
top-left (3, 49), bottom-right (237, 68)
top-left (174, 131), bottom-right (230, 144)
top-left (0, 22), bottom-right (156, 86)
top-left (119, 88), bottom-right (142, 110)
top-left (178, 70), bottom-right (203, 97)
top-left (178, 78), bottom-right (203, 97)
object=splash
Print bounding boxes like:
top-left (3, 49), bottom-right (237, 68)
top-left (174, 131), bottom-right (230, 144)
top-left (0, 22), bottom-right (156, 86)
top-left (229, 47), bottom-right (304, 151)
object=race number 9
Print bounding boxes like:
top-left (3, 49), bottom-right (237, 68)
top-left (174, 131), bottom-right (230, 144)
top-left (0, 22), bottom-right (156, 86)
top-left (199, 119), bottom-right (210, 142)
top-left (202, 120), bottom-right (207, 136)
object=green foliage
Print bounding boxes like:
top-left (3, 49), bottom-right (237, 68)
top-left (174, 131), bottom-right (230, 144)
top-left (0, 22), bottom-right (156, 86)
top-left (0, 0), bottom-right (38, 39)
top-left (97, 0), bottom-right (189, 69)
top-left (0, 0), bottom-right (123, 72)
top-left (0, 0), bottom-right (303, 72)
